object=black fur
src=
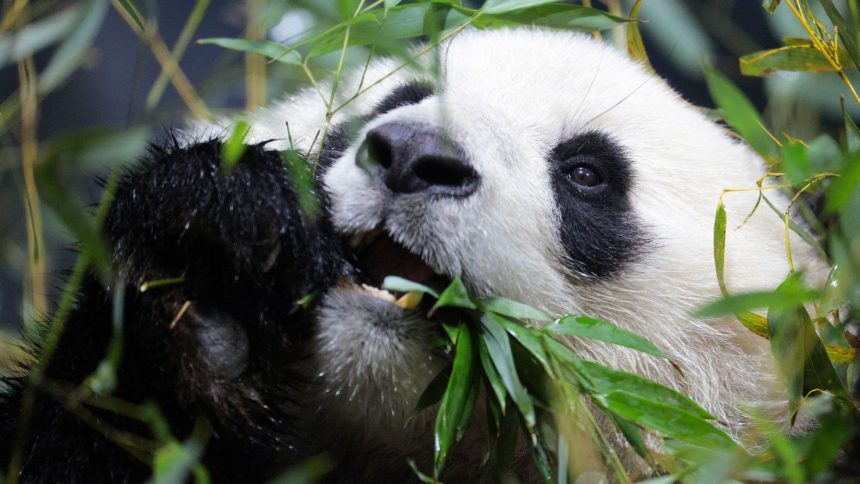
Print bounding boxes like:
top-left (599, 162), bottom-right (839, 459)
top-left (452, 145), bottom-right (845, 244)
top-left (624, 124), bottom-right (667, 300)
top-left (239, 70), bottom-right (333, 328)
top-left (548, 130), bottom-right (649, 279)
top-left (0, 139), bottom-right (345, 483)
top-left (370, 80), bottom-right (434, 119)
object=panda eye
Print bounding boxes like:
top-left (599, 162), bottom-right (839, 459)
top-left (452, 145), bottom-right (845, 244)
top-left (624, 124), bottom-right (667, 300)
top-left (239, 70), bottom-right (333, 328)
top-left (567, 164), bottom-right (603, 187)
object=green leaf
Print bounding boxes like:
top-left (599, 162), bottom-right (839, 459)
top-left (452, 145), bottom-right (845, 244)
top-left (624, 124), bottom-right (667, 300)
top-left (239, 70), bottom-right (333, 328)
top-left (115, 0), bottom-right (146, 33)
top-left (152, 419), bottom-right (210, 484)
top-left (714, 199), bottom-right (729, 295)
top-left (480, 314), bottom-right (536, 429)
top-left (382, 276), bottom-right (440, 299)
top-left (479, 296), bottom-right (552, 321)
top-left (489, 403), bottom-right (520, 480)
top-left (0, 6), bottom-right (79, 69)
top-left (548, 315), bottom-right (666, 358)
top-left (821, 0), bottom-right (860, 75)
top-left (577, 361), bottom-right (714, 419)
top-left (434, 324), bottom-right (477, 478)
top-left (283, 149), bottom-right (320, 220)
top-left (768, 293), bottom-right (845, 418)
top-left (413, 364), bottom-right (451, 417)
top-left (268, 455), bottom-right (334, 484)
top-left (494, 316), bottom-right (552, 373)
top-left (739, 44), bottom-right (843, 77)
top-left (817, 264), bottom-right (844, 318)
top-left (825, 150), bottom-right (860, 213)
top-left (475, 3), bottom-right (626, 32)
top-left (39, 0), bottom-right (109, 95)
top-left (37, 127), bottom-right (151, 274)
top-left (626, 0), bottom-right (650, 69)
top-left (302, 6), bottom-right (426, 59)
top-left (781, 140), bottom-right (813, 187)
top-left (221, 119), bottom-right (251, 170)
top-left (694, 273), bottom-right (820, 318)
top-left (764, 0), bottom-right (781, 14)
top-left (608, 412), bottom-right (650, 461)
top-left (703, 61), bottom-right (777, 160)
top-left (432, 277), bottom-right (477, 313)
top-left (198, 37), bottom-right (302, 64)
top-left (479, 339), bottom-right (507, 412)
top-left (407, 459), bottom-right (438, 484)
top-left (595, 391), bottom-right (738, 450)
top-left (41, 125), bottom-right (152, 173)
top-left (841, 98), bottom-right (860, 153)
top-left (384, 0), bottom-right (403, 13)
top-left (482, 0), bottom-right (567, 14)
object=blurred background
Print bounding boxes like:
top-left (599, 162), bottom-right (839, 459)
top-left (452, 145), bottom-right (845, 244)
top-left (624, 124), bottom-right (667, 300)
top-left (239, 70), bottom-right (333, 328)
top-left (0, 0), bottom-right (855, 335)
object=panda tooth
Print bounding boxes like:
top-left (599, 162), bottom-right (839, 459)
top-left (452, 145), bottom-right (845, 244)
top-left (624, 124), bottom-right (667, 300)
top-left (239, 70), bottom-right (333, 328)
top-left (361, 284), bottom-right (396, 302)
top-left (394, 290), bottom-right (423, 309)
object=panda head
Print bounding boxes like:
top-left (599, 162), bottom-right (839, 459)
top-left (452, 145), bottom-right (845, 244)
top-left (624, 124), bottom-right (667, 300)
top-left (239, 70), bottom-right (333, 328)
top-left (230, 27), bottom-right (825, 469)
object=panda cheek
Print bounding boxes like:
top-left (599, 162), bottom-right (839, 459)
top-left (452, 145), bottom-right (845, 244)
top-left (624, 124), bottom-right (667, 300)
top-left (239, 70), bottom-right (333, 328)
top-left (324, 156), bottom-right (387, 233)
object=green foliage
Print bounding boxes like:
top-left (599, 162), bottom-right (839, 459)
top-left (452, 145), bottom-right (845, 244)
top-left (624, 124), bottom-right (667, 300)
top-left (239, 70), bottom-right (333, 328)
top-left (2, 0), bottom-right (859, 482)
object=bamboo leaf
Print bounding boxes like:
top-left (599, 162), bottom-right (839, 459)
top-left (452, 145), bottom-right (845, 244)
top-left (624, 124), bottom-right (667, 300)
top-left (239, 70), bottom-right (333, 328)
top-left (432, 277), bottom-right (477, 312)
top-left (694, 273), bottom-right (820, 318)
top-left (841, 98), bottom-right (860, 153)
top-left (475, 3), bottom-right (626, 32)
top-left (412, 365), bottom-right (451, 417)
top-left (548, 315), bottom-right (666, 358)
top-left (39, 0), bottom-right (110, 95)
top-left (739, 44), bottom-right (845, 77)
top-left (221, 119), bottom-right (251, 170)
top-left (382, 276), bottom-right (441, 298)
top-left (433, 324), bottom-right (477, 478)
top-left (626, 0), bottom-right (650, 69)
top-left (703, 62), bottom-right (777, 160)
top-left (0, 6), bottom-right (79, 68)
top-left (198, 37), bottom-right (303, 64)
top-left (821, 0), bottom-right (860, 75)
top-left (578, 361), bottom-right (714, 419)
top-left (479, 296), bottom-right (551, 321)
top-left (781, 140), bottom-right (813, 187)
top-left (494, 316), bottom-right (552, 373)
top-left (768, 293), bottom-right (845, 418)
top-left (479, 339), bottom-right (507, 412)
top-left (608, 412), bottom-right (650, 461)
top-left (595, 391), bottom-right (738, 450)
top-left (482, 0), bottom-right (565, 14)
top-left (825, 150), bottom-right (860, 213)
top-left (480, 314), bottom-right (536, 429)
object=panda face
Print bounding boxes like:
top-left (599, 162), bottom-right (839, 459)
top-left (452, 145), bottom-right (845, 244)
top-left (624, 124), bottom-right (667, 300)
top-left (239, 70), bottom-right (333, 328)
top-left (235, 26), bottom-right (824, 464)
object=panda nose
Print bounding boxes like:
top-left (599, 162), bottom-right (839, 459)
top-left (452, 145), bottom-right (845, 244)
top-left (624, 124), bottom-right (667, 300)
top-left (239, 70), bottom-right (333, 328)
top-left (362, 122), bottom-right (479, 197)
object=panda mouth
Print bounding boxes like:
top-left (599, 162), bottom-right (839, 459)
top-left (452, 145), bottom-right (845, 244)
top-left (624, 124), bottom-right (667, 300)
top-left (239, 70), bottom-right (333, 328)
top-left (347, 229), bottom-right (450, 306)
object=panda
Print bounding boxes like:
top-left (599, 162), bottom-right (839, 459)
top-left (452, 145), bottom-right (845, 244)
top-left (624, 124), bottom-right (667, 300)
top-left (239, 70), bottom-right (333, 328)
top-left (0, 27), bottom-right (829, 482)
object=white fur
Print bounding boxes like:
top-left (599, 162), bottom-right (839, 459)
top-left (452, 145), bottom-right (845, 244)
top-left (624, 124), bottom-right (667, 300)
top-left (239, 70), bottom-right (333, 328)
top-left (200, 27), bottom-right (827, 473)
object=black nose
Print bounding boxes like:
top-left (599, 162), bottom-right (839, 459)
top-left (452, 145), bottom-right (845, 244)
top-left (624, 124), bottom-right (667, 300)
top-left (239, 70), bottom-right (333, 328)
top-left (361, 122), bottom-right (479, 197)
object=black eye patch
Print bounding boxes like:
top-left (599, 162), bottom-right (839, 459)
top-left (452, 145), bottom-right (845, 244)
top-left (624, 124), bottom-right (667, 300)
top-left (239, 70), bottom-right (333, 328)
top-left (319, 81), bottom-right (434, 174)
top-left (548, 131), bottom-right (649, 279)
top-left (370, 80), bottom-right (434, 119)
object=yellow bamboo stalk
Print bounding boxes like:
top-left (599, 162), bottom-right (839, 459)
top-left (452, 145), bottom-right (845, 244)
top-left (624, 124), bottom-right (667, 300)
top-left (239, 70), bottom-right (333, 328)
top-left (17, 56), bottom-right (46, 321)
top-left (244, 0), bottom-right (266, 110)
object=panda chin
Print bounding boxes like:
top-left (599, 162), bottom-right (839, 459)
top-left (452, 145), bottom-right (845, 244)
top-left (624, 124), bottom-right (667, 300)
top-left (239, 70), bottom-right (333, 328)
top-left (310, 228), bottom-right (456, 437)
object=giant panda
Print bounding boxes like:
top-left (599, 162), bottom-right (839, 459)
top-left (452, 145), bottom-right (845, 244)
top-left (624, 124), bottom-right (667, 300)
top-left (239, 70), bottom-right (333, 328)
top-left (0, 27), bottom-right (830, 482)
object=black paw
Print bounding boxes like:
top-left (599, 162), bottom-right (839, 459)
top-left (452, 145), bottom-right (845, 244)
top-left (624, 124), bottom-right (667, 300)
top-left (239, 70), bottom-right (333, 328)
top-left (106, 137), bottom-right (340, 300)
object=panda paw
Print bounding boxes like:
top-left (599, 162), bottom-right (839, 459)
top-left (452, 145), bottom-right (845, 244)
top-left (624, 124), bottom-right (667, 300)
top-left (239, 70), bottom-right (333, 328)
top-left (106, 137), bottom-right (338, 299)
